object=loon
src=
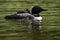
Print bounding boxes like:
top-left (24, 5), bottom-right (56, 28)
top-left (5, 5), bottom-right (47, 27)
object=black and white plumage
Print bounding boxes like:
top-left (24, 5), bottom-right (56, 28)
top-left (5, 5), bottom-right (47, 30)
top-left (5, 9), bottom-right (34, 26)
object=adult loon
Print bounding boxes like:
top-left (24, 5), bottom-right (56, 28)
top-left (5, 5), bottom-right (47, 27)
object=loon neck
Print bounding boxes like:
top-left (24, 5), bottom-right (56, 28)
top-left (32, 14), bottom-right (40, 17)
top-left (32, 12), bottom-right (39, 17)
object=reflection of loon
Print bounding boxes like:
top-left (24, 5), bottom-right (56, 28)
top-left (5, 5), bottom-right (47, 29)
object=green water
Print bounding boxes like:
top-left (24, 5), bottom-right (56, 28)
top-left (0, 0), bottom-right (60, 40)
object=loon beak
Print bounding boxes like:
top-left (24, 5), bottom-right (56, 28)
top-left (42, 9), bottom-right (47, 11)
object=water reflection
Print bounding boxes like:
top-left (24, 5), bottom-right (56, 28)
top-left (31, 25), bottom-right (41, 40)
top-left (4, 20), bottom-right (42, 40)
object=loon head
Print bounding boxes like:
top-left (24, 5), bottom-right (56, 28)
top-left (32, 5), bottom-right (47, 17)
